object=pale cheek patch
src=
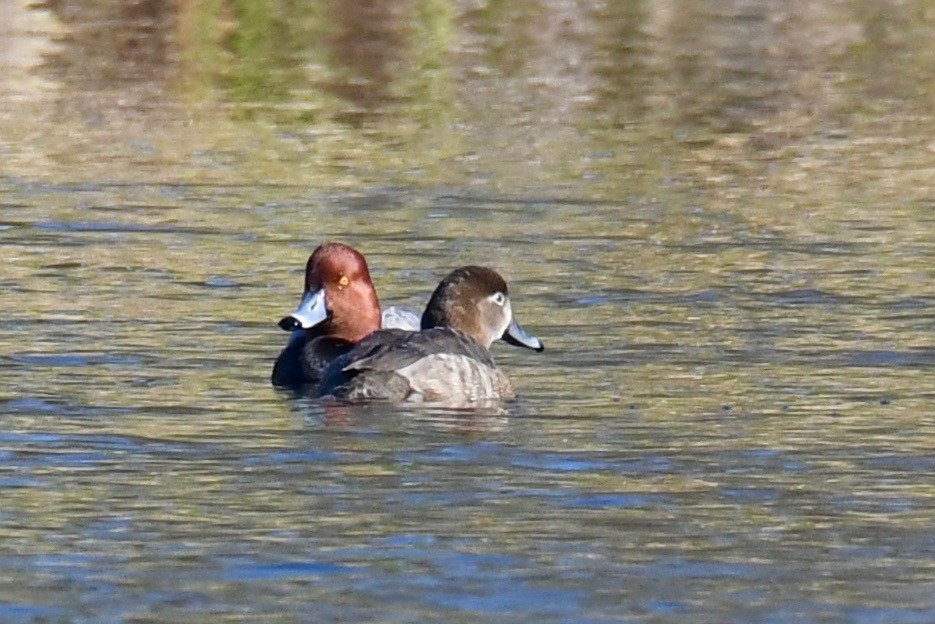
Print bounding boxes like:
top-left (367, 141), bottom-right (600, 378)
top-left (498, 300), bottom-right (514, 338)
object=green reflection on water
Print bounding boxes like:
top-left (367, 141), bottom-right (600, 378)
top-left (0, 0), bottom-right (929, 198)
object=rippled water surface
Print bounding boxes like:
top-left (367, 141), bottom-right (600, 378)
top-left (2, 1), bottom-right (934, 622)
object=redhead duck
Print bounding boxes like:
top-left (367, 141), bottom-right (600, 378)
top-left (316, 266), bottom-right (544, 407)
top-left (271, 243), bottom-right (419, 388)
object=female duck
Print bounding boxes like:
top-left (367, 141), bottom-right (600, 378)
top-left (271, 242), bottom-right (419, 388)
top-left (317, 266), bottom-right (544, 406)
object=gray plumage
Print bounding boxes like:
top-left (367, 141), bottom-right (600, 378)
top-left (317, 327), bottom-right (513, 406)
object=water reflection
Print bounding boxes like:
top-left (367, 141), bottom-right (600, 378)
top-left (326, 0), bottom-right (413, 114)
top-left (1, 0), bottom-right (934, 622)
top-left (0, 0), bottom-right (930, 189)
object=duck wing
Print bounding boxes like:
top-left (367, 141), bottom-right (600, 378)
top-left (317, 328), bottom-right (503, 403)
top-left (346, 327), bottom-right (495, 372)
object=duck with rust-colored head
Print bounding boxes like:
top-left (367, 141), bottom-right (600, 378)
top-left (271, 242), bottom-right (419, 389)
top-left (317, 266), bottom-right (544, 407)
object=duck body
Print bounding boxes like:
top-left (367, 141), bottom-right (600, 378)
top-left (317, 327), bottom-right (514, 406)
top-left (317, 266), bottom-right (543, 407)
top-left (272, 310), bottom-right (418, 388)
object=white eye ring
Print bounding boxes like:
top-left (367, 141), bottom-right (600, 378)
top-left (492, 292), bottom-right (506, 306)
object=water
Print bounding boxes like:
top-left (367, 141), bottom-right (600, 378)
top-left (2, 1), bottom-right (934, 622)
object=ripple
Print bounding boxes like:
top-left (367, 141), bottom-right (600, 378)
top-left (219, 558), bottom-right (353, 581)
top-left (561, 492), bottom-right (672, 509)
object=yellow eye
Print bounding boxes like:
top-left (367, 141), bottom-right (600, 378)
top-left (338, 275), bottom-right (350, 288)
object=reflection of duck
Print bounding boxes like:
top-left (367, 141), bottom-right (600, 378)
top-left (317, 266), bottom-right (544, 407)
top-left (271, 243), bottom-right (418, 388)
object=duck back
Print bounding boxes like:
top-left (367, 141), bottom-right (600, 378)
top-left (317, 327), bottom-right (513, 406)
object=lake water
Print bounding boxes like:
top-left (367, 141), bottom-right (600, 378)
top-left (1, 1), bottom-right (933, 622)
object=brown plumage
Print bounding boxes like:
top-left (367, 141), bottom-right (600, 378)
top-left (317, 265), bottom-right (543, 407)
top-left (272, 242), bottom-right (419, 388)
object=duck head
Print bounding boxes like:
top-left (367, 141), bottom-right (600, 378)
top-left (278, 242), bottom-right (382, 343)
top-left (421, 266), bottom-right (544, 352)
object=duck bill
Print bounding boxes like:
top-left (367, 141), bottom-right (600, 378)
top-left (502, 317), bottom-right (544, 352)
top-left (278, 288), bottom-right (329, 331)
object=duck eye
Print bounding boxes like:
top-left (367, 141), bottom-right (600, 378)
top-left (492, 292), bottom-right (506, 306)
top-left (338, 275), bottom-right (350, 288)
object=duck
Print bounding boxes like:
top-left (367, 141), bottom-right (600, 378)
top-left (271, 242), bottom-right (419, 388)
top-left (316, 265), bottom-right (544, 407)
